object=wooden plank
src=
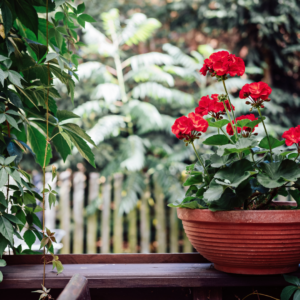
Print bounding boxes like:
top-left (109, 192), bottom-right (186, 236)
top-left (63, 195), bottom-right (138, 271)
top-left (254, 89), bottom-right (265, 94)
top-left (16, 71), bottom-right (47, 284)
top-left (59, 170), bottom-right (72, 254)
top-left (140, 175), bottom-right (150, 253)
top-left (101, 176), bottom-right (112, 253)
top-left (193, 287), bottom-right (222, 300)
top-left (87, 173), bottom-right (99, 254)
top-left (57, 274), bottom-right (90, 300)
top-left (3, 253), bottom-right (208, 265)
top-left (73, 172), bottom-right (86, 254)
top-left (1, 263), bottom-right (299, 289)
top-left (113, 173), bottom-right (123, 253)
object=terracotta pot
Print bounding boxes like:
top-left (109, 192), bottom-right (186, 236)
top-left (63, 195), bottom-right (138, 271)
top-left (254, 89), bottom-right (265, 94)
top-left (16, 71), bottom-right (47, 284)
top-left (177, 207), bottom-right (300, 275)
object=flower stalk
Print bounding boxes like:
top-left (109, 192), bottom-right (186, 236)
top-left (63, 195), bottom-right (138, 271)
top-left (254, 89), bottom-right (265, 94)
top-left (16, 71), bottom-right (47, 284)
top-left (191, 141), bottom-right (209, 178)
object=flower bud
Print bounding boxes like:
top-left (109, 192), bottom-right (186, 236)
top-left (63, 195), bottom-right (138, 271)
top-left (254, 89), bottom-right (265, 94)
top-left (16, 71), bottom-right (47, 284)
top-left (218, 94), bottom-right (227, 102)
top-left (264, 98), bottom-right (271, 102)
top-left (245, 101), bottom-right (250, 105)
top-left (253, 133), bottom-right (258, 136)
top-left (261, 105), bottom-right (265, 108)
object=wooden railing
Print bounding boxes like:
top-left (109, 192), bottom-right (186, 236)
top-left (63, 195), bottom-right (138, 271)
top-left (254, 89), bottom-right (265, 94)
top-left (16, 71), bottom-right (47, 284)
top-left (42, 170), bottom-right (193, 254)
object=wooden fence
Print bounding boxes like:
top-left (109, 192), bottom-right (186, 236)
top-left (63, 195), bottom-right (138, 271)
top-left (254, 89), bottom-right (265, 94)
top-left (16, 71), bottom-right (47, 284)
top-left (43, 170), bottom-right (193, 254)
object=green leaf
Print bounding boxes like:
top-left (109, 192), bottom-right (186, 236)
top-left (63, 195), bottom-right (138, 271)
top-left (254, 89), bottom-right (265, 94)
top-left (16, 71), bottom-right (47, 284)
top-left (51, 127), bottom-right (71, 162)
top-left (0, 215), bottom-right (13, 244)
top-left (23, 192), bottom-right (36, 205)
top-left (207, 118), bottom-right (230, 128)
top-left (203, 179), bottom-right (225, 201)
top-left (78, 13), bottom-right (96, 23)
top-left (0, 234), bottom-right (8, 258)
top-left (257, 160), bottom-right (300, 189)
top-left (246, 117), bottom-right (265, 129)
top-left (15, 0), bottom-right (38, 37)
top-left (214, 159), bottom-right (255, 188)
top-left (217, 137), bottom-right (258, 156)
top-left (210, 153), bottom-right (237, 168)
top-left (62, 123), bottom-right (96, 146)
top-left (32, 213), bottom-right (42, 229)
top-left (236, 119), bottom-right (251, 128)
top-left (259, 136), bottom-right (285, 149)
top-left (203, 134), bottom-right (230, 146)
top-left (77, 3), bottom-right (85, 14)
top-left (3, 213), bottom-right (24, 225)
top-left (4, 156), bottom-right (17, 165)
top-left (289, 190), bottom-right (300, 208)
top-left (49, 193), bottom-right (56, 209)
top-left (0, 192), bottom-right (7, 208)
top-left (185, 185), bottom-right (198, 196)
top-left (0, 258), bottom-right (6, 267)
top-left (0, 169), bottom-right (8, 189)
top-left (284, 275), bottom-right (300, 286)
top-left (5, 115), bottom-right (20, 131)
top-left (281, 286), bottom-right (298, 300)
top-left (77, 15), bottom-right (85, 28)
top-left (183, 174), bottom-right (203, 186)
top-left (65, 131), bottom-right (95, 167)
top-left (56, 26), bottom-right (68, 35)
top-left (7, 91), bottom-right (24, 109)
top-left (24, 230), bottom-right (36, 249)
top-left (55, 12), bottom-right (64, 21)
top-left (16, 210), bottom-right (26, 231)
top-left (53, 260), bottom-right (64, 274)
top-left (27, 125), bottom-right (52, 167)
top-left (57, 110), bottom-right (80, 122)
top-left (294, 290), bottom-right (300, 300)
top-left (0, 70), bottom-right (8, 86)
top-left (8, 71), bottom-right (25, 88)
top-left (0, 271), bottom-right (2, 282)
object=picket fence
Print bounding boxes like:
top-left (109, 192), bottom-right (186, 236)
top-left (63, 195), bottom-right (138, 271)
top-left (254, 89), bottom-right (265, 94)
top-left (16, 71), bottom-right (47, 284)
top-left (43, 170), bottom-right (193, 254)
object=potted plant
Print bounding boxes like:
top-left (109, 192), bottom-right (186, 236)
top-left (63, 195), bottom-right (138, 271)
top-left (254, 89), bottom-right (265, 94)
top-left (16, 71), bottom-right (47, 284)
top-left (169, 51), bottom-right (300, 275)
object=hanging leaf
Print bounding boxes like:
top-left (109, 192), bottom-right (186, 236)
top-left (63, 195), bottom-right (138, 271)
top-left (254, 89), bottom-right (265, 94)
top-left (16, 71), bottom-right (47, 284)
top-left (0, 216), bottom-right (14, 244)
top-left (8, 71), bottom-right (26, 88)
top-left (27, 125), bottom-right (52, 167)
top-left (61, 123), bottom-right (96, 146)
top-left (0, 70), bottom-right (8, 86)
top-left (24, 230), bottom-right (36, 249)
top-left (51, 127), bottom-right (71, 161)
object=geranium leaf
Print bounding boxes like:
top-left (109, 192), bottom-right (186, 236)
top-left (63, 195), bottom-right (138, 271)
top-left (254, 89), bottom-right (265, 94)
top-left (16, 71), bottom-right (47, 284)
top-left (281, 286), bottom-right (297, 300)
top-left (259, 136), bottom-right (285, 149)
top-left (183, 174), bottom-right (203, 186)
top-left (203, 134), bottom-right (230, 146)
top-left (257, 160), bottom-right (300, 188)
top-left (207, 118), bottom-right (230, 128)
top-left (217, 137), bottom-right (258, 156)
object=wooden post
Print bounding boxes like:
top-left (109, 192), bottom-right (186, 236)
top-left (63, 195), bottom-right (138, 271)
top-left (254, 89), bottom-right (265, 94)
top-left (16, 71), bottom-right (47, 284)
top-left (45, 172), bottom-right (57, 230)
top-left (128, 208), bottom-right (137, 253)
top-left (87, 173), bottom-right (99, 254)
top-left (73, 172), bottom-right (86, 254)
top-left (169, 208), bottom-right (178, 253)
top-left (140, 175), bottom-right (150, 253)
top-left (59, 169), bottom-right (72, 254)
top-left (193, 287), bottom-right (222, 300)
top-left (154, 180), bottom-right (166, 253)
top-left (113, 173), bottom-right (123, 253)
top-left (101, 176), bottom-right (112, 253)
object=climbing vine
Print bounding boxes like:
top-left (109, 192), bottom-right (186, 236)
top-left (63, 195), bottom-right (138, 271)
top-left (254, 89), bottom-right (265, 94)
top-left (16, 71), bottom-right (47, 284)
top-left (0, 0), bottom-right (96, 290)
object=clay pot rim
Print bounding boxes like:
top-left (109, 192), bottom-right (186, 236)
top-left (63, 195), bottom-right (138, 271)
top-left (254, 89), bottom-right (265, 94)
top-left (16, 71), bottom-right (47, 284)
top-left (177, 208), bottom-right (300, 224)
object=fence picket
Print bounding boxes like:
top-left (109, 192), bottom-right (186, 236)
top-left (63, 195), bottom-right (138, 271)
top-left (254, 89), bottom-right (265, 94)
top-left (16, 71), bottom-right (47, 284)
top-left (154, 181), bottom-right (166, 253)
top-left (169, 208), bottom-right (178, 253)
top-left (113, 173), bottom-right (123, 253)
top-left (140, 175), bottom-right (150, 253)
top-left (128, 208), bottom-right (137, 253)
top-left (59, 170), bottom-right (72, 254)
top-left (73, 172), bottom-right (86, 254)
top-left (101, 176), bottom-right (112, 253)
top-left (87, 173), bottom-right (99, 254)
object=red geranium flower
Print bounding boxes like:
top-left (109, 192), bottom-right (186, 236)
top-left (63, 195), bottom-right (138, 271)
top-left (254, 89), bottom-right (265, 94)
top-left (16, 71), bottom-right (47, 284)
top-left (196, 95), bottom-right (235, 119)
top-left (172, 114), bottom-right (208, 142)
top-left (240, 82), bottom-right (272, 100)
top-left (188, 112), bottom-right (209, 133)
top-left (226, 114), bottom-right (259, 136)
top-left (199, 51), bottom-right (245, 77)
top-left (282, 126), bottom-right (300, 146)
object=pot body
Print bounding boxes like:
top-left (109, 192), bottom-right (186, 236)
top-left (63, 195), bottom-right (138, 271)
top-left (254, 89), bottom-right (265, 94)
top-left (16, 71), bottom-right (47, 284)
top-left (177, 208), bottom-right (300, 275)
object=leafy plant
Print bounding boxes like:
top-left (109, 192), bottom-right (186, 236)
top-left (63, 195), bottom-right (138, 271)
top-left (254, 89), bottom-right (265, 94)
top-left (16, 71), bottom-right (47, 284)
top-left (0, 0), bottom-right (95, 286)
top-left (170, 51), bottom-right (300, 211)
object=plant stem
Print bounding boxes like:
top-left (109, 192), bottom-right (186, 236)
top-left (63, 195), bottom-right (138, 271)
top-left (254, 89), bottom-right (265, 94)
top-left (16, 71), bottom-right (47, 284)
top-left (222, 79), bottom-right (237, 125)
top-left (220, 128), bottom-right (234, 144)
top-left (242, 292), bottom-right (279, 300)
top-left (257, 107), bottom-right (273, 161)
top-left (191, 141), bottom-right (209, 178)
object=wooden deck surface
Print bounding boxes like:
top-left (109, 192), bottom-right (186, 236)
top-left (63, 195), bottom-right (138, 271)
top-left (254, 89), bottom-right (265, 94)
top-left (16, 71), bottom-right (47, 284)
top-left (1, 262), bottom-right (300, 289)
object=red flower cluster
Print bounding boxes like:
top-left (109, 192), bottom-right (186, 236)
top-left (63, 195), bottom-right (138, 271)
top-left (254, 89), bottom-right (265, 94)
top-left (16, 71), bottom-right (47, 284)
top-left (239, 82), bottom-right (272, 108)
top-left (195, 94), bottom-right (235, 119)
top-left (226, 114), bottom-right (259, 136)
top-left (200, 51), bottom-right (245, 77)
top-left (172, 113), bottom-right (208, 142)
top-left (282, 126), bottom-right (300, 147)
